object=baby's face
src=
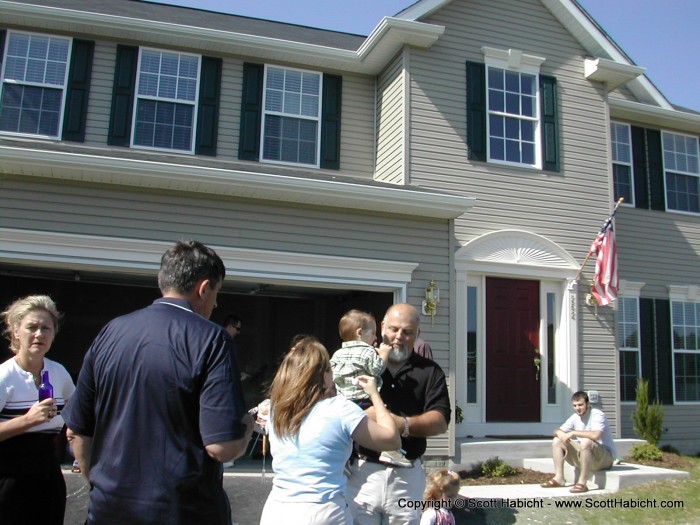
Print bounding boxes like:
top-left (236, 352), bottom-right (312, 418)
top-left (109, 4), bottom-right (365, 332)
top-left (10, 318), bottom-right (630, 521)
top-left (359, 324), bottom-right (377, 346)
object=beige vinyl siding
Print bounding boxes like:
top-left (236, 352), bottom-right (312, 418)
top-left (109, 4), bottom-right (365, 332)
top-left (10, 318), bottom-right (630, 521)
top-left (216, 55), bottom-right (244, 160)
top-left (83, 40), bottom-right (117, 145)
top-left (80, 40), bottom-right (375, 179)
top-left (408, 0), bottom-right (619, 429)
top-left (616, 208), bottom-right (700, 299)
top-left (338, 73), bottom-right (376, 178)
top-left (375, 52), bottom-right (405, 184)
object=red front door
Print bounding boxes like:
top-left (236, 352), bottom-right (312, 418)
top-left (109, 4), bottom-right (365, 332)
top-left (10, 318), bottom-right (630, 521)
top-left (486, 277), bottom-right (540, 422)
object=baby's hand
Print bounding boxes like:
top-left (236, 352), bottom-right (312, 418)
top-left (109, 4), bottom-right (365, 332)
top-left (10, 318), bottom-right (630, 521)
top-left (376, 342), bottom-right (391, 362)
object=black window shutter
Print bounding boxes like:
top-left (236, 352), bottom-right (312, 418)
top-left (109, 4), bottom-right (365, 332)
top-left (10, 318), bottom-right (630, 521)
top-left (62, 39), bottom-right (94, 142)
top-left (238, 62), bottom-right (264, 161)
top-left (320, 73), bottom-right (342, 170)
top-left (655, 299), bottom-right (673, 404)
top-left (0, 30), bottom-right (6, 69)
top-left (639, 298), bottom-right (656, 394)
top-left (631, 126), bottom-right (649, 209)
top-left (108, 45), bottom-right (138, 146)
top-left (646, 128), bottom-right (665, 211)
top-left (466, 61), bottom-right (486, 162)
top-left (540, 75), bottom-right (559, 172)
top-left (195, 56), bottom-right (222, 156)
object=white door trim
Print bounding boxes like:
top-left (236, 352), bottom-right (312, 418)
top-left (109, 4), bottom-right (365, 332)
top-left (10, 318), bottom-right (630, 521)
top-left (454, 230), bottom-right (580, 436)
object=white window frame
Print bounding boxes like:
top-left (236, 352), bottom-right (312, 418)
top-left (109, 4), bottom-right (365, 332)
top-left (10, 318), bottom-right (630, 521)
top-left (482, 47), bottom-right (545, 170)
top-left (669, 285), bottom-right (700, 404)
top-left (260, 64), bottom-right (322, 168)
top-left (130, 47), bottom-right (201, 154)
top-left (611, 122), bottom-right (635, 206)
top-left (662, 130), bottom-right (700, 215)
top-left (617, 281), bottom-right (644, 403)
top-left (0, 30), bottom-right (72, 139)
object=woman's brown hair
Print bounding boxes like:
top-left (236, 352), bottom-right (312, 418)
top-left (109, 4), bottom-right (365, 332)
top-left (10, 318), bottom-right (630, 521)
top-left (269, 337), bottom-right (331, 439)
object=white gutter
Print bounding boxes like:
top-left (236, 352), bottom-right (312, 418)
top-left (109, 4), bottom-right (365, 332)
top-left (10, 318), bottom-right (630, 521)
top-left (609, 98), bottom-right (700, 134)
top-left (0, 146), bottom-right (475, 220)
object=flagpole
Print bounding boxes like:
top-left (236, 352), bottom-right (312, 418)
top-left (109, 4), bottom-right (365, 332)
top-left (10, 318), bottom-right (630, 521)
top-left (574, 197), bottom-right (624, 283)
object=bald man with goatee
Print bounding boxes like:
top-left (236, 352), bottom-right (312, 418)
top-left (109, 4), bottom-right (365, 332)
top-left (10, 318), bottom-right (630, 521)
top-left (346, 303), bottom-right (451, 525)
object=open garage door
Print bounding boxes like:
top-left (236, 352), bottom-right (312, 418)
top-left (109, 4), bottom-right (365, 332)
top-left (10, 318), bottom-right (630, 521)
top-left (0, 267), bottom-right (392, 408)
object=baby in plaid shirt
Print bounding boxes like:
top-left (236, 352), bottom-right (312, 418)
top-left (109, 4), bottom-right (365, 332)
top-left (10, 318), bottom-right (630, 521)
top-left (330, 309), bottom-right (412, 467)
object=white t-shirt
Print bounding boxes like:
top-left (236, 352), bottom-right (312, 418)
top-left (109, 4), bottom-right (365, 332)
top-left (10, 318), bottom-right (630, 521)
top-left (267, 395), bottom-right (366, 502)
top-left (0, 357), bottom-right (75, 434)
top-left (560, 407), bottom-right (617, 456)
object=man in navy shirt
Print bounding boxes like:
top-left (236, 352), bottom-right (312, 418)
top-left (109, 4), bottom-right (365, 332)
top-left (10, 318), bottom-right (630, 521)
top-left (65, 240), bottom-right (253, 525)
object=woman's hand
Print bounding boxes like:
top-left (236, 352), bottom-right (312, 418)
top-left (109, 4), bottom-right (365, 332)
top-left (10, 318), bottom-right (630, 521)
top-left (0, 398), bottom-right (56, 443)
top-left (28, 398), bottom-right (57, 424)
top-left (355, 375), bottom-right (379, 397)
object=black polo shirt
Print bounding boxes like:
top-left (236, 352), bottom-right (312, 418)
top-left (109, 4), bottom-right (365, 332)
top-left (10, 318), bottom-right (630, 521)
top-left (358, 351), bottom-right (451, 460)
top-left (64, 298), bottom-right (247, 525)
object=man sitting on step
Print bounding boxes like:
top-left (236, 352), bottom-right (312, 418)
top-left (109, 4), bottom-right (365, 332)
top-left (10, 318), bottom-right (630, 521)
top-left (540, 390), bottom-right (617, 493)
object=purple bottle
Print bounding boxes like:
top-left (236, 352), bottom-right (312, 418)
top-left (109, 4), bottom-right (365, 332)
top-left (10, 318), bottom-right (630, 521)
top-left (38, 370), bottom-right (54, 401)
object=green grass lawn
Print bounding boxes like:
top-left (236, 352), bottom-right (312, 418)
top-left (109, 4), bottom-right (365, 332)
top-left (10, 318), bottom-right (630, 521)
top-left (552, 455), bottom-right (700, 525)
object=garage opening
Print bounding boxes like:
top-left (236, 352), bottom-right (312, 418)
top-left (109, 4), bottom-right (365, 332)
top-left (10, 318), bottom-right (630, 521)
top-left (0, 267), bottom-right (393, 408)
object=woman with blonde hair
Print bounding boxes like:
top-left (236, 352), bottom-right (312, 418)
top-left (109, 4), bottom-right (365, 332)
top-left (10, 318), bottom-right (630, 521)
top-left (260, 337), bottom-right (400, 524)
top-left (0, 295), bottom-right (75, 525)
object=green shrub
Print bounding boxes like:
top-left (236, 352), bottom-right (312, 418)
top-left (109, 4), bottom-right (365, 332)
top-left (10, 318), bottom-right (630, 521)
top-left (631, 378), bottom-right (664, 446)
top-left (480, 456), bottom-right (517, 478)
top-left (630, 442), bottom-right (663, 461)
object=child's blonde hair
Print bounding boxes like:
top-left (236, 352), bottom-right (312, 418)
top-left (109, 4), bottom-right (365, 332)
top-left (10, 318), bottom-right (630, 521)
top-left (423, 469), bottom-right (460, 501)
top-left (338, 309), bottom-right (375, 342)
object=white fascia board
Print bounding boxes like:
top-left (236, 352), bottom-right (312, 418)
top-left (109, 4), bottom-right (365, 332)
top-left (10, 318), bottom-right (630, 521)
top-left (0, 228), bottom-right (418, 290)
top-left (0, 1), bottom-right (442, 75)
top-left (0, 146), bottom-right (475, 220)
top-left (609, 98), bottom-right (700, 135)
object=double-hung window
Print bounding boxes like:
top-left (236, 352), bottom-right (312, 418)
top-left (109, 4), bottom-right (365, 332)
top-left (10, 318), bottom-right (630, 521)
top-left (611, 122), bottom-right (634, 205)
top-left (671, 300), bottom-right (700, 402)
top-left (487, 66), bottom-right (538, 166)
top-left (663, 131), bottom-right (700, 213)
top-left (0, 31), bottom-right (71, 138)
top-left (467, 48), bottom-right (557, 171)
top-left (132, 48), bottom-right (201, 153)
top-left (617, 296), bottom-right (641, 402)
top-left (261, 66), bottom-right (321, 167)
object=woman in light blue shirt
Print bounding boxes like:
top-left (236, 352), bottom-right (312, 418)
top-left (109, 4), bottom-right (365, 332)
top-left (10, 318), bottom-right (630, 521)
top-left (260, 337), bottom-right (399, 525)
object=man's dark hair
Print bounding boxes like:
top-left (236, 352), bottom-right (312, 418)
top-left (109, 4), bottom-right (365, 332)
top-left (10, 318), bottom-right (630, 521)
top-left (158, 240), bottom-right (226, 295)
top-left (571, 391), bottom-right (589, 403)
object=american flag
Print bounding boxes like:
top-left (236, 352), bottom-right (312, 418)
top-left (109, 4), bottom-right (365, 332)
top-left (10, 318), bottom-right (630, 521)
top-left (588, 216), bottom-right (619, 306)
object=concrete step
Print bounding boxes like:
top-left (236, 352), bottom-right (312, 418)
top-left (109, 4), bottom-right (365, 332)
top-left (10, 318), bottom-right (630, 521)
top-left (452, 438), bottom-right (645, 469)
top-left (523, 457), bottom-right (689, 491)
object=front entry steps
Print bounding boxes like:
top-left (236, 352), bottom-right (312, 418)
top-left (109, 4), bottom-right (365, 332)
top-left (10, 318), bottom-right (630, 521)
top-left (523, 457), bottom-right (689, 491)
top-left (451, 438), bottom-right (689, 498)
top-left (451, 437), bottom-right (646, 469)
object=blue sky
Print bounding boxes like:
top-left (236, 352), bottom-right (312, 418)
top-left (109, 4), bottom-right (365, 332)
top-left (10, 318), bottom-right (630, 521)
top-left (146, 0), bottom-right (700, 112)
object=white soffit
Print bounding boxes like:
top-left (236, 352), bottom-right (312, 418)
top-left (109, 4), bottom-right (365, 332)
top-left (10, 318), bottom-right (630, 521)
top-left (584, 58), bottom-right (644, 90)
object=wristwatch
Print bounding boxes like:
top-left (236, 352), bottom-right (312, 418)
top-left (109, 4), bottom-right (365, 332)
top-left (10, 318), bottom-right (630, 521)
top-left (402, 416), bottom-right (410, 438)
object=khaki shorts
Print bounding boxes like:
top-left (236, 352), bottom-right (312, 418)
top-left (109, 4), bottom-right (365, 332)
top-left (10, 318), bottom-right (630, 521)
top-left (564, 439), bottom-right (614, 471)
